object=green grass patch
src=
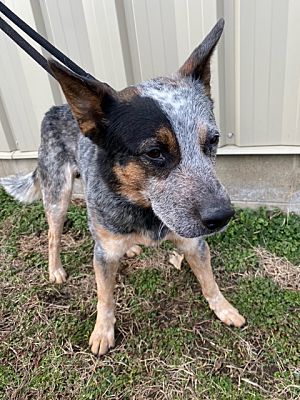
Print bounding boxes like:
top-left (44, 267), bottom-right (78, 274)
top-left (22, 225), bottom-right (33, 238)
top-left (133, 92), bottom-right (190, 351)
top-left (208, 208), bottom-right (300, 265)
top-left (0, 187), bottom-right (299, 399)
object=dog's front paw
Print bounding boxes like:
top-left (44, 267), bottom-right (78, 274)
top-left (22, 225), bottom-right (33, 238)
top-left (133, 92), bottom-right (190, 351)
top-left (49, 267), bottom-right (67, 284)
top-left (214, 305), bottom-right (246, 327)
top-left (126, 244), bottom-right (142, 258)
top-left (89, 323), bottom-right (115, 356)
top-left (209, 295), bottom-right (246, 328)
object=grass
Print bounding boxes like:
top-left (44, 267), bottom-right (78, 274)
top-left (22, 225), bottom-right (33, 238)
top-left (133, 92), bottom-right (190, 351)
top-left (0, 187), bottom-right (299, 399)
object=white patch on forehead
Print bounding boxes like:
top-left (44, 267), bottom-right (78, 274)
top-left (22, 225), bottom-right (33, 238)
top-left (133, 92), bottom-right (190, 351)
top-left (142, 84), bottom-right (185, 113)
top-left (138, 76), bottom-right (213, 117)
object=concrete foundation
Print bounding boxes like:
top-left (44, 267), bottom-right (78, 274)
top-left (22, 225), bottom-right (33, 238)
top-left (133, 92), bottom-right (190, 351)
top-left (216, 155), bottom-right (300, 213)
top-left (1, 155), bottom-right (299, 214)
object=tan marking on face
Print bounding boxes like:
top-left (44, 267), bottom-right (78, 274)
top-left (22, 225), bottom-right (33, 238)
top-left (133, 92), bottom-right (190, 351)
top-left (113, 161), bottom-right (150, 207)
top-left (156, 126), bottom-right (179, 157)
top-left (199, 124), bottom-right (208, 147)
top-left (118, 86), bottom-right (140, 101)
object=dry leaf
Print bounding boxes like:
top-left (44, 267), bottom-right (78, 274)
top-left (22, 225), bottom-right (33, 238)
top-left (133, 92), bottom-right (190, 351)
top-left (169, 251), bottom-right (184, 270)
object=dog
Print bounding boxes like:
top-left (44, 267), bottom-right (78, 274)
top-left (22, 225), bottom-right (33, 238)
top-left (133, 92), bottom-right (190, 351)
top-left (0, 19), bottom-right (245, 356)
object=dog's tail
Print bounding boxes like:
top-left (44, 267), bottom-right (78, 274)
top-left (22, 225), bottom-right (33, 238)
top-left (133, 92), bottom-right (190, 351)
top-left (0, 168), bottom-right (41, 203)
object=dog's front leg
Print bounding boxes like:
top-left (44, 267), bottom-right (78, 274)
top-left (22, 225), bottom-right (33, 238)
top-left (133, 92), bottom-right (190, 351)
top-left (173, 237), bottom-right (246, 327)
top-left (89, 242), bottom-right (119, 356)
top-left (88, 222), bottom-right (132, 356)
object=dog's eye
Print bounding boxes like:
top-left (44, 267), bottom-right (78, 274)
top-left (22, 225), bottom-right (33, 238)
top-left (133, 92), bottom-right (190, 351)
top-left (209, 134), bottom-right (219, 146)
top-left (145, 149), bottom-right (164, 160)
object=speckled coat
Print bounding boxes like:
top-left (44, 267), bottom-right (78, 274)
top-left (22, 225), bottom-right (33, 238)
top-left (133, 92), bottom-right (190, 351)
top-left (0, 19), bottom-right (246, 356)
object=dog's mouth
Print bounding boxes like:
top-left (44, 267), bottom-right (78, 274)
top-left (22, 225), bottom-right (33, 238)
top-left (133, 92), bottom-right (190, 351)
top-left (150, 201), bottom-right (233, 239)
top-left (152, 211), bottom-right (230, 239)
top-left (170, 222), bottom-right (229, 239)
top-left (200, 223), bottom-right (229, 237)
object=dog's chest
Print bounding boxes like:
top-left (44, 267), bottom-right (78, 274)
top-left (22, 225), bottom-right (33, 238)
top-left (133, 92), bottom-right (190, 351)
top-left (87, 197), bottom-right (169, 240)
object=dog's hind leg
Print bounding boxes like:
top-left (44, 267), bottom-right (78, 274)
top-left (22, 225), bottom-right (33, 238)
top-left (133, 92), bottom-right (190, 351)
top-left (40, 163), bottom-right (75, 284)
top-left (172, 236), bottom-right (246, 328)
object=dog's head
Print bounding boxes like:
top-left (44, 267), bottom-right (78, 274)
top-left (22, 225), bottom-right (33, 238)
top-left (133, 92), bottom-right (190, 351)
top-left (49, 18), bottom-right (234, 238)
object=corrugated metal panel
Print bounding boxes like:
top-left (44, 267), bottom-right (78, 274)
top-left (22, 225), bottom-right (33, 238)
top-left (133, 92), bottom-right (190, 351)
top-left (0, 94), bottom-right (15, 151)
top-left (0, 0), bottom-right (56, 151)
top-left (0, 0), bottom-right (299, 156)
top-left (282, 0), bottom-right (300, 145)
top-left (237, 0), bottom-right (290, 146)
top-left (41, 0), bottom-right (127, 89)
top-left (227, 0), bottom-right (300, 146)
top-left (81, 0), bottom-right (127, 89)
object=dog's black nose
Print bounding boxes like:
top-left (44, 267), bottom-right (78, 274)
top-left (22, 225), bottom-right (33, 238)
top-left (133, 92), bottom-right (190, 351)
top-left (202, 208), bottom-right (235, 231)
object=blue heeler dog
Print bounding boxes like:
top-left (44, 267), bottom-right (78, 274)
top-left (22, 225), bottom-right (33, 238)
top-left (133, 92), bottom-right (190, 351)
top-left (1, 19), bottom-right (245, 356)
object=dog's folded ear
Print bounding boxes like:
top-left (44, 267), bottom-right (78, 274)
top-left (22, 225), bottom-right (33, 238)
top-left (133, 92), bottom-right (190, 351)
top-left (178, 18), bottom-right (224, 96)
top-left (48, 59), bottom-right (116, 140)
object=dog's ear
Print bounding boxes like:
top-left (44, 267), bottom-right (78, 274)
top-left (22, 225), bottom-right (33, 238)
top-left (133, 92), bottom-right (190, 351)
top-left (178, 18), bottom-right (224, 96)
top-left (48, 59), bottom-right (116, 140)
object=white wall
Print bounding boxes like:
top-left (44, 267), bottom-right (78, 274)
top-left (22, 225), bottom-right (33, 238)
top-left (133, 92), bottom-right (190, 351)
top-left (0, 0), bottom-right (300, 159)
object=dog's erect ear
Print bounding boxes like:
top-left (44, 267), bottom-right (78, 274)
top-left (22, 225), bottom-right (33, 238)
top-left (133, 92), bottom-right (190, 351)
top-left (178, 18), bottom-right (224, 95)
top-left (48, 59), bottom-right (116, 139)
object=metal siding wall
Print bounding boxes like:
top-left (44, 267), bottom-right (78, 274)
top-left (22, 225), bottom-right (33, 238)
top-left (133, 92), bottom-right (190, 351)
top-left (173, 0), bottom-right (222, 135)
top-left (282, 0), bottom-right (300, 145)
top-left (0, 91), bottom-right (16, 151)
top-left (0, 0), bottom-right (56, 152)
top-left (81, 0), bottom-right (127, 89)
top-left (0, 107), bottom-right (14, 151)
top-left (238, 0), bottom-right (290, 146)
top-left (0, 0), bottom-right (300, 155)
top-left (41, 0), bottom-right (127, 89)
top-left (122, 0), bottom-right (222, 126)
top-left (229, 0), bottom-right (300, 146)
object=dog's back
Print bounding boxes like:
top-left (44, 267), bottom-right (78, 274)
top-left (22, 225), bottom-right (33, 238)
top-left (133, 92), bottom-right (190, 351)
top-left (0, 104), bottom-right (79, 204)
